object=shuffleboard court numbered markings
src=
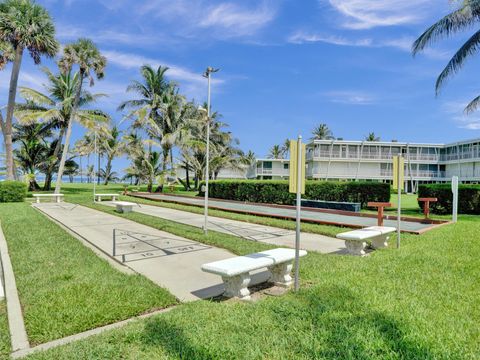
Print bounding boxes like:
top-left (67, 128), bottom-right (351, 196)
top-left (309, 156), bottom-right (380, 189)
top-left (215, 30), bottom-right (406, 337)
top-left (113, 229), bottom-right (211, 263)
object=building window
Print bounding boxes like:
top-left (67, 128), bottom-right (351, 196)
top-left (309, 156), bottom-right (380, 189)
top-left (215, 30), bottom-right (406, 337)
top-left (263, 161), bottom-right (272, 169)
top-left (283, 163), bottom-right (289, 170)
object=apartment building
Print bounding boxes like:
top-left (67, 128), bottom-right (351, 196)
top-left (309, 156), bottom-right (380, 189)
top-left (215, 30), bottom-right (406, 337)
top-left (256, 138), bottom-right (480, 192)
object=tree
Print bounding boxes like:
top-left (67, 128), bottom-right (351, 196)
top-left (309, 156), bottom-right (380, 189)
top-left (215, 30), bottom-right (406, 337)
top-left (16, 67), bottom-right (108, 190)
top-left (119, 65), bottom-right (190, 191)
top-left (0, 0), bottom-right (58, 180)
top-left (282, 138), bottom-right (290, 157)
top-left (12, 122), bottom-right (51, 190)
top-left (63, 159), bottom-right (79, 183)
top-left (311, 123), bottom-right (334, 140)
top-left (365, 132), bottom-right (380, 141)
top-left (54, 38), bottom-right (106, 193)
top-left (98, 125), bottom-right (124, 185)
top-left (268, 144), bottom-right (284, 159)
top-left (412, 0), bottom-right (480, 113)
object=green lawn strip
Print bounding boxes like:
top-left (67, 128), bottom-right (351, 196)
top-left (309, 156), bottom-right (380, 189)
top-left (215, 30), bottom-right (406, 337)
top-left (24, 218), bottom-right (480, 359)
top-left (0, 301), bottom-right (10, 359)
top-left (0, 203), bottom-right (177, 345)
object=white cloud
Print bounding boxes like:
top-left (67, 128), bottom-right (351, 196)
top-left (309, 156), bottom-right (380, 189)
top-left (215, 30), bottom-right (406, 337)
top-left (326, 0), bottom-right (436, 29)
top-left (138, 0), bottom-right (276, 38)
top-left (443, 100), bottom-right (480, 130)
top-left (287, 31), bottom-right (451, 60)
top-left (322, 90), bottom-right (376, 105)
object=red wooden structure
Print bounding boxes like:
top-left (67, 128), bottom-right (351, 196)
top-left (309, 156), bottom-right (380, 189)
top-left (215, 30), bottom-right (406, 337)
top-left (367, 202), bottom-right (392, 226)
top-left (417, 197), bottom-right (438, 220)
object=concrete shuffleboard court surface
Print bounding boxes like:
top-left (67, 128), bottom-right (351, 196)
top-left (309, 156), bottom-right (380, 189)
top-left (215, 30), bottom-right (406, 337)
top-left (102, 201), bottom-right (346, 254)
top-left (131, 193), bottom-right (449, 234)
top-left (32, 202), bottom-right (268, 302)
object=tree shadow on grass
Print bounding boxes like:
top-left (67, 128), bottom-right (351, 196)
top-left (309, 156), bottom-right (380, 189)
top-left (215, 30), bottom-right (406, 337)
top-left (139, 285), bottom-right (440, 359)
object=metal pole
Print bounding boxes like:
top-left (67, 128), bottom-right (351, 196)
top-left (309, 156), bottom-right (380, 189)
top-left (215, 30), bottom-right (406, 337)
top-left (452, 176), bottom-right (459, 223)
top-left (204, 72), bottom-right (211, 234)
top-left (397, 153), bottom-right (401, 249)
top-left (93, 130), bottom-right (97, 203)
top-left (294, 135), bottom-right (302, 292)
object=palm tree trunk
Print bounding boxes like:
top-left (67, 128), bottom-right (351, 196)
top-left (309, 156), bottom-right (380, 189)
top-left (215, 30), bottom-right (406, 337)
top-left (185, 161), bottom-right (190, 190)
top-left (104, 156), bottom-right (112, 185)
top-left (4, 46), bottom-right (24, 180)
top-left (55, 74), bottom-right (83, 194)
top-left (44, 129), bottom-right (66, 190)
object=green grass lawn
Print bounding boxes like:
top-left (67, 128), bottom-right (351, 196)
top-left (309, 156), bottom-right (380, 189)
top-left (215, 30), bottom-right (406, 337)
top-left (22, 209), bottom-right (480, 359)
top-left (0, 301), bottom-right (10, 359)
top-left (0, 202), bottom-right (177, 345)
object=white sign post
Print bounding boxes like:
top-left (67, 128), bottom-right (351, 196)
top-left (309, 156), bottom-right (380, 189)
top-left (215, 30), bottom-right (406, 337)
top-left (289, 136), bottom-right (305, 292)
top-left (452, 176), bottom-right (459, 223)
top-left (393, 154), bottom-right (404, 249)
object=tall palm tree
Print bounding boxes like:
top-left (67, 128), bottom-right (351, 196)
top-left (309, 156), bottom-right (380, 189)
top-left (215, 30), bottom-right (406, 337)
top-left (365, 132), bottom-right (380, 141)
top-left (268, 144), bottom-right (284, 159)
top-left (0, 0), bottom-right (58, 180)
top-left (412, 1), bottom-right (480, 113)
top-left (282, 138), bottom-right (290, 157)
top-left (98, 125), bottom-right (124, 185)
top-left (311, 123), bottom-right (334, 140)
top-left (54, 38), bottom-right (107, 193)
top-left (16, 67), bottom-right (108, 190)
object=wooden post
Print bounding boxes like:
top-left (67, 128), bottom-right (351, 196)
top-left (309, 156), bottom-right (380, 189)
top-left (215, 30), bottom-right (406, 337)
top-left (367, 202), bottom-right (392, 226)
top-left (417, 197), bottom-right (438, 221)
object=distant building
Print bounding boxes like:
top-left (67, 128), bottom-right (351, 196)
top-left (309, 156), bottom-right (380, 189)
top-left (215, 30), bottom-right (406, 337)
top-left (256, 138), bottom-right (480, 192)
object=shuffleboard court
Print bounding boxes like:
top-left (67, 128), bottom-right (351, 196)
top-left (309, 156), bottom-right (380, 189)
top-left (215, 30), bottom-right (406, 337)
top-left (130, 193), bottom-right (449, 234)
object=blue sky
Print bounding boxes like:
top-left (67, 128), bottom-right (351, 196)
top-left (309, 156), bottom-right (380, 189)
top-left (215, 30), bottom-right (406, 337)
top-left (3, 0), bottom-right (480, 172)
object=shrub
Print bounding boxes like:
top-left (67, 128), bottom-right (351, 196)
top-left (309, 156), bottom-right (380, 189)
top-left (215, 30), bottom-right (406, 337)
top-left (0, 181), bottom-right (27, 202)
top-left (199, 180), bottom-right (390, 208)
top-left (418, 183), bottom-right (480, 215)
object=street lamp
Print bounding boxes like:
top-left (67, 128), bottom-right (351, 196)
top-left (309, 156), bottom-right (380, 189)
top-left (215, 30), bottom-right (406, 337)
top-left (202, 66), bottom-right (219, 234)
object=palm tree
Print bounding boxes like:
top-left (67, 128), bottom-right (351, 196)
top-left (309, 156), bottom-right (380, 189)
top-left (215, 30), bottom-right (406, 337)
top-left (16, 67), bottom-right (108, 190)
top-left (98, 125), bottom-right (124, 185)
top-left (365, 132), bottom-right (380, 141)
top-left (54, 38), bottom-right (107, 193)
top-left (0, 0), bottom-right (58, 180)
top-left (282, 138), bottom-right (291, 157)
top-left (412, 1), bottom-right (480, 113)
top-left (311, 123), bottom-right (334, 140)
top-left (268, 144), bottom-right (284, 159)
top-left (12, 122), bottom-right (51, 190)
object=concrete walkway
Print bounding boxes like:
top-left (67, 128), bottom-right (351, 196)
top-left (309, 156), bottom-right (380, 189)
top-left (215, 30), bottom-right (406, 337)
top-left (33, 203), bottom-right (266, 302)
top-left (102, 201), bottom-right (347, 254)
top-left (134, 193), bottom-right (442, 233)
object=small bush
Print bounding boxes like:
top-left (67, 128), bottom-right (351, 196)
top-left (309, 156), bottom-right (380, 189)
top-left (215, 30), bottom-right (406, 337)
top-left (0, 181), bottom-right (27, 202)
top-left (418, 183), bottom-right (480, 215)
top-left (199, 180), bottom-right (390, 208)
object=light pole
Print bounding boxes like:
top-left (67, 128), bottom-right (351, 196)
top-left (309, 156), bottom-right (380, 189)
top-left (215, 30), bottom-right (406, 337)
top-left (93, 128), bottom-right (97, 202)
top-left (202, 66), bottom-right (219, 234)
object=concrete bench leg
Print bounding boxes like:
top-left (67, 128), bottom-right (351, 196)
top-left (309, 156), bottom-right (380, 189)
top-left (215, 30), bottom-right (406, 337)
top-left (345, 240), bottom-right (367, 256)
top-left (36, 198), bottom-right (40, 204)
top-left (56, 197), bottom-right (61, 203)
top-left (269, 262), bottom-right (293, 287)
top-left (371, 234), bottom-right (390, 249)
top-left (222, 274), bottom-right (251, 300)
top-left (112, 196), bottom-right (117, 201)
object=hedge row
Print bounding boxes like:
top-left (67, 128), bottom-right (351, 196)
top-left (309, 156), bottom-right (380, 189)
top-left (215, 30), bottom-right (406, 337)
top-left (199, 180), bottom-right (390, 208)
top-left (0, 181), bottom-right (27, 202)
top-left (418, 184), bottom-right (480, 215)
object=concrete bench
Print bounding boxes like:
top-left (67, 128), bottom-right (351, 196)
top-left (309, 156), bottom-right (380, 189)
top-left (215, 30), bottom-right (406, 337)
top-left (114, 201), bottom-right (135, 213)
top-left (336, 226), bottom-right (396, 256)
top-left (201, 248), bottom-right (308, 300)
top-left (32, 193), bottom-right (64, 203)
top-left (95, 193), bottom-right (119, 202)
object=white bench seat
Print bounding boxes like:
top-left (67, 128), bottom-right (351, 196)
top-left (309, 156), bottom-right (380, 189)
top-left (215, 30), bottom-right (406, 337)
top-left (32, 193), bottom-right (64, 203)
top-left (336, 226), bottom-right (396, 256)
top-left (202, 248), bottom-right (307, 300)
top-left (95, 193), bottom-right (119, 201)
top-left (114, 201), bottom-right (135, 213)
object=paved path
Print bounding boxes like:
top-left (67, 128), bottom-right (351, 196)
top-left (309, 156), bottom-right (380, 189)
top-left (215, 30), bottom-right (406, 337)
top-left (133, 193), bottom-right (440, 233)
top-left (103, 201), bottom-right (347, 254)
top-left (33, 203), bottom-right (270, 302)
